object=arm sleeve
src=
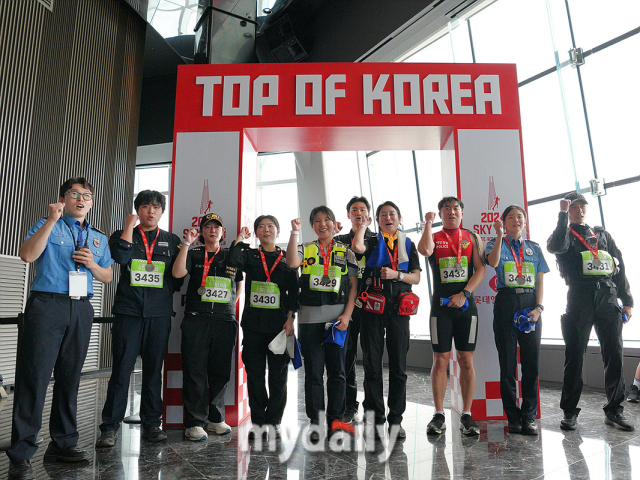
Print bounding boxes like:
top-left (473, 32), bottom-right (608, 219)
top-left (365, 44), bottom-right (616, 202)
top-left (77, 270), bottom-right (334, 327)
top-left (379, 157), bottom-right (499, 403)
top-left (282, 264), bottom-right (299, 313)
top-left (25, 218), bottom-right (47, 241)
top-left (535, 244), bottom-right (551, 274)
top-left (346, 248), bottom-right (359, 277)
top-left (229, 241), bottom-right (250, 271)
top-left (169, 235), bottom-right (185, 292)
top-left (297, 244), bottom-right (304, 262)
top-left (608, 233), bottom-right (634, 307)
top-left (547, 212), bottom-right (571, 254)
top-left (96, 235), bottom-right (114, 268)
top-left (407, 243), bottom-right (422, 272)
top-left (108, 230), bottom-right (133, 265)
top-left (485, 238), bottom-right (496, 262)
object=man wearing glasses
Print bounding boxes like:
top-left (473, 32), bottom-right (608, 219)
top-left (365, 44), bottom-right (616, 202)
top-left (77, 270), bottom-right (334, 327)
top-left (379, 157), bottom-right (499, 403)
top-left (7, 177), bottom-right (113, 480)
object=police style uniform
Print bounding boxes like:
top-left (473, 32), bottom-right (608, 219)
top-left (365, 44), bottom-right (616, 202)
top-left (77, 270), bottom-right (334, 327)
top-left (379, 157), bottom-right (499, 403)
top-left (334, 227), bottom-right (374, 416)
top-left (229, 242), bottom-right (298, 427)
top-left (428, 228), bottom-right (481, 353)
top-left (8, 215), bottom-right (113, 463)
top-left (485, 235), bottom-right (549, 424)
top-left (359, 233), bottom-right (421, 426)
top-left (296, 240), bottom-right (358, 425)
top-left (548, 211), bottom-right (634, 417)
top-left (99, 227), bottom-right (183, 433)
top-left (182, 245), bottom-right (243, 428)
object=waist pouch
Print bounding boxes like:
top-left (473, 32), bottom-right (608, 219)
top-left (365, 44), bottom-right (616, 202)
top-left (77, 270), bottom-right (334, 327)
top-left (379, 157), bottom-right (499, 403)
top-left (363, 292), bottom-right (386, 314)
top-left (397, 292), bottom-right (419, 316)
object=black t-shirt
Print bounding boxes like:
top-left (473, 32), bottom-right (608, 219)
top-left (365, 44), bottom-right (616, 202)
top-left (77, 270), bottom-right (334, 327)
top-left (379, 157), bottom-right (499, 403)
top-left (184, 246), bottom-right (243, 319)
top-left (110, 228), bottom-right (183, 318)
top-left (361, 235), bottom-right (421, 308)
top-left (230, 242), bottom-right (299, 333)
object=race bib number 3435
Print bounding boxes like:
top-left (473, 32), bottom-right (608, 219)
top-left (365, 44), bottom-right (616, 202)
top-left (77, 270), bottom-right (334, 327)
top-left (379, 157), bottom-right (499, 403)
top-left (131, 259), bottom-right (164, 288)
top-left (201, 276), bottom-right (232, 303)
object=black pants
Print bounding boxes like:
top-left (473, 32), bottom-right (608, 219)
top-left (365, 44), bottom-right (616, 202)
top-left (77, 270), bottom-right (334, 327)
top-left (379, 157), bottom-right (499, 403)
top-left (360, 311), bottom-right (410, 425)
top-left (344, 310), bottom-right (361, 412)
top-left (181, 313), bottom-right (238, 427)
top-left (493, 290), bottom-right (541, 423)
top-left (8, 293), bottom-right (93, 462)
top-left (560, 280), bottom-right (625, 416)
top-left (100, 314), bottom-right (171, 431)
top-left (298, 322), bottom-right (348, 425)
top-left (242, 329), bottom-right (289, 426)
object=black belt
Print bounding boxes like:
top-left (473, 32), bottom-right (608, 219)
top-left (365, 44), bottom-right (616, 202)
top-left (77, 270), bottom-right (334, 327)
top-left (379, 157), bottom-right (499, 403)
top-left (498, 287), bottom-right (535, 294)
top-left (32, 291), bottom-right (90, 301)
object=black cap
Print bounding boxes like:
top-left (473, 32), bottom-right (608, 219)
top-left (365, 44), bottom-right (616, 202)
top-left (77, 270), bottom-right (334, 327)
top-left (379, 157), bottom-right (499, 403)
top-left (563, 192), bottom-right (588, 205)
top-left (200, 213), bottom-right (224, 228)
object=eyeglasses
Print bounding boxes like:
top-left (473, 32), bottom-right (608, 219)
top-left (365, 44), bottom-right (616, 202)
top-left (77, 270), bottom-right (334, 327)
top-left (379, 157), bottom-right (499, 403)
top-left (66, 190), bottom-right (94, 201)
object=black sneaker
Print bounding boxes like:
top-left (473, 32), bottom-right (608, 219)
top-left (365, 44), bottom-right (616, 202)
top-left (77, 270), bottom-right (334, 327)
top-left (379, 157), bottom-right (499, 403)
top-left (427, 413), bottom-right (446, 435)
top-left (508, 421), bottom-right (523, 434)
top-left (604, 413), bottom-right (635, 431)
top-left (8, 460), bottom-right (33, 480)
top-left (343, 408), bottom-right (356, 424)
top-left (95, 429), bottom-right (117, 448)
top-left (521, 419), bottom-right (539, 435)
top-left (142, 426), bottom-right (168, 442)
top-left (560, 412), bottom-right (578, 430)
top-left (43, 443), bottom-right (89, 462)
top-left (459, 414), bottom-right (480, 436)
top-left (628, 385), bottom-right (640, 403)
top-left (389, 424), bottom-right (406, 440)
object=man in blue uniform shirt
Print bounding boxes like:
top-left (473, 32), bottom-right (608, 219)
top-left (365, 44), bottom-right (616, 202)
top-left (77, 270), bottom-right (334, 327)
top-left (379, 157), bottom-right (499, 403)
top-left (96, 190), bottom-right (183, 447)
top-left (7, 177), bottom-right (113, 480)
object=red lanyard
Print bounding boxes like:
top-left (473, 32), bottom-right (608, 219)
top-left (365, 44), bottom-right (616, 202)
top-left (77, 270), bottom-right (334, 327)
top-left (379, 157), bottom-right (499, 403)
top-left (386, 241), bottom-right (398, 271)
top-left (442, 229), bottom-right (463, 266)
top-left (569, 226), bottom-right (599, 259)
top-left (139, 226), bottom-right (159, 265)
top-left (318, 240), bottom-right (333, 276)
top-left (259, 247), bottom-right (283, 282)
top-left (506, 236), bottom-right (524, 277)
top-left (201, 246), bottom-right (220, 287)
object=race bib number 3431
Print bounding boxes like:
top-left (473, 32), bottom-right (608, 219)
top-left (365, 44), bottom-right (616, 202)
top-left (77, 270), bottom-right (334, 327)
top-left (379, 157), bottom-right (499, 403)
top-left (581, 250), bottom-right (614, 276)
top-left (201, 276), bottom-right (232, 303)
top-left (131, 259), bottom-right (164, 288)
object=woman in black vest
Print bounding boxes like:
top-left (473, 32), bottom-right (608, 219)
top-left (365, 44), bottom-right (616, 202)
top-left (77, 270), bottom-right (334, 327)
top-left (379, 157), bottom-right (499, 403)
top-left (173, 213), bottom-right (243, 442)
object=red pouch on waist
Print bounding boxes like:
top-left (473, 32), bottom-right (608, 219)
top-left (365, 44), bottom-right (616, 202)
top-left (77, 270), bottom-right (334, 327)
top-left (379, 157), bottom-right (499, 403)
top-left (363, 292), bottom-right (386, 314)
top-left (397, 292), bottom-right (419, 316)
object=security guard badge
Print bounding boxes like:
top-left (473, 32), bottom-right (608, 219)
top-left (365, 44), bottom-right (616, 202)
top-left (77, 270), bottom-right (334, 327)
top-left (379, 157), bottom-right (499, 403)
top-left (525, 248), bottom-right (534, 256)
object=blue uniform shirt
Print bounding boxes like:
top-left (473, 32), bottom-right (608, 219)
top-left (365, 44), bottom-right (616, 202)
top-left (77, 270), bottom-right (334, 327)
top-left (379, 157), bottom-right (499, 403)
top-left (485, 235), bottom-right (550, 290)
top-left (26, 214), bottom-right (113, 297)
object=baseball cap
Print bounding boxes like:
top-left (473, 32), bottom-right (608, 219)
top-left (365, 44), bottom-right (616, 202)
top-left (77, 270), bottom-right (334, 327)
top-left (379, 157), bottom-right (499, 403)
top-left (200, 213), bottom-right (224, 228)
top-left (563, 192), bottom-right (588, 205)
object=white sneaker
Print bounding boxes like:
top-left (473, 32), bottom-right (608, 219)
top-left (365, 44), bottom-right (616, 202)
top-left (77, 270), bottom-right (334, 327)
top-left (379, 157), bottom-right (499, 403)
top-left (207, 421), bottom-right (231, 435)
top-left (184, 426), bottom-right (208, 441)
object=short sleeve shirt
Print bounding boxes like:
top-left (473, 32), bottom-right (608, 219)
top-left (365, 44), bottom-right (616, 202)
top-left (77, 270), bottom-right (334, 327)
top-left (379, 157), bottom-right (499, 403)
top-left (485, 235), bottom-right (550, 289)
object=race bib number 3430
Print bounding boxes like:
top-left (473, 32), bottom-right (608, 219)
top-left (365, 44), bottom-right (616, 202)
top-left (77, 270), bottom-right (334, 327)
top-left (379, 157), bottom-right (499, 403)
top-left (250, 281), bottom-right (280, 309)
top-left (131, 259), bottom-right (164, 288)
top-left (201, 276), bottom-right (232, 303)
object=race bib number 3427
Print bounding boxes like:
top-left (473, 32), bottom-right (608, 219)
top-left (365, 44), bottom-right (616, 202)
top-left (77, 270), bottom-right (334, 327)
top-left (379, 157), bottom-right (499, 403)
top-left (201, 276), bottom-right (232, 303)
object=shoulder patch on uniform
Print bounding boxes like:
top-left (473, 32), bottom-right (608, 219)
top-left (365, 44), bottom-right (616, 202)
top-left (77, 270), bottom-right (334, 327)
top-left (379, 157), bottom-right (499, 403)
top-left (527, 240), bottom-right (540, 246)
top-left (92, 226), bottom-right (106, 235)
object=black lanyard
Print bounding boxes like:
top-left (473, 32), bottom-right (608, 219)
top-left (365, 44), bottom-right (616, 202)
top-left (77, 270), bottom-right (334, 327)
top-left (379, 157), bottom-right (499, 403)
top-left (63, 218), bottom-right (89, 249)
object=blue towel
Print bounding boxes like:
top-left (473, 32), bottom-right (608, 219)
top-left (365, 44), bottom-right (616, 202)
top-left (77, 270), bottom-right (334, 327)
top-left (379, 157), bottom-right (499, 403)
top-left (440, 297), bottom-right (469, 311)
top-left (513, 308), bottom-right (535, 333)
top-left (366, 231), bottom-right (412, 271)
top-left (322, 321), bottom-right (348, 348)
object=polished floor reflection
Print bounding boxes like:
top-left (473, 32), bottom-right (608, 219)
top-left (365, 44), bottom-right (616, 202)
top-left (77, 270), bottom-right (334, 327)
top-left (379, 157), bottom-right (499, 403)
top-left (1, 366), bottom-right (640, 479)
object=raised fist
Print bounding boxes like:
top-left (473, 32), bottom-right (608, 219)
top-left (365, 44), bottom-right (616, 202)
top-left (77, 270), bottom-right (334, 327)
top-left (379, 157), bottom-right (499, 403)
top-left (494, 219), bottom-right (504, 236)
top-left (291, 218), bottom-right (302, 232)
top-left (560, 199), bottom-right (571, 212)
top-left (48, 202), bottom-right (64, 222)
top-left (334, 221), bottom-right (343, 234)
top-left (363, 215), bottom-right (373, 227)
top-left (236, 226), bottom-right (251, 243)
top-left (125, 214), bottom-right (139, 228)
top-left (185, 228), bottom-right (199, 244)
top-left (425, 212), bottom-right (437, 223)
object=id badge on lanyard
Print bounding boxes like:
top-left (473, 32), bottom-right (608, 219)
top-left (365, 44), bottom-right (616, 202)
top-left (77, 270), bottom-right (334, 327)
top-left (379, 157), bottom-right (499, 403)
top-left (69, 271), bottom-right (88, 297)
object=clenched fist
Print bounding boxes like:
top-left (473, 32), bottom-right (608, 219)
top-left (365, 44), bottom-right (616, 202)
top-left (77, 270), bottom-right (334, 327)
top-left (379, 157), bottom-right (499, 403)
top-left (236, 226), bottom-right (251, 243)
top-left (291, 218), bottom-right (302, 232)
top-left (125, 214), bottom-right (139, 229)
top-left (48, 202), bottom-right (64, 222)
top-left (184, 228), bottom-right (199, 244)
top-left (425, 212), bottom-right (437, 223)
top-left (560, 199), bottom-right (571, 212)
top-left (494, 219), bottom-right (503, 236)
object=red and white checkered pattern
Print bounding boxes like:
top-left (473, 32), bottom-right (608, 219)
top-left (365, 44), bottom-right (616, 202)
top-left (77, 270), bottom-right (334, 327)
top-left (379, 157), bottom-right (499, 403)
top-left (449, 346), bottom-right (540, 420)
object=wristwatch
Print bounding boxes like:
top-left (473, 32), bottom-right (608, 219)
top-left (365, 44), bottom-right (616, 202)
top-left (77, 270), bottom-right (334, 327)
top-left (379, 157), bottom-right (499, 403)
top-left (462, 289), bottom-right (472, 299)
top-left (397, 272), bottom-right (405, 282)
top-left (535, 304), bottom-right (544, 312)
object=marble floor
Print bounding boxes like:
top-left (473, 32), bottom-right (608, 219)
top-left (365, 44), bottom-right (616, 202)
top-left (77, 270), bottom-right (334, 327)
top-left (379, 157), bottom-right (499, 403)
top-left (1, 366), bottom-right (640, 479)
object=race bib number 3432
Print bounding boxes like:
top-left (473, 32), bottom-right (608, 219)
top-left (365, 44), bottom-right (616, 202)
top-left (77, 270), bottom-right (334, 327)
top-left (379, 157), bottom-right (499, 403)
top-left (439, 257), bottom-right (468, 283)
top-left (201, 276), bottom-right (232, 303)
top-left (131, 259), bottom-right (164, 288)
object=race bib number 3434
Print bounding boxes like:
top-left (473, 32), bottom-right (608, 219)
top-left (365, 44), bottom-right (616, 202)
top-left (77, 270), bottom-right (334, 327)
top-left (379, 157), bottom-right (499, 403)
top-left (131, 259), bottom-right (164, 288)
top-left (201, 276), bottom-right (232, 303)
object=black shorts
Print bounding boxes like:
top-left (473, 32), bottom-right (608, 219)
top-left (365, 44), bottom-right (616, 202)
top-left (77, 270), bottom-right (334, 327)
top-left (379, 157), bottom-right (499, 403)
top-left (429, 298), bottom-right (479, 353)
